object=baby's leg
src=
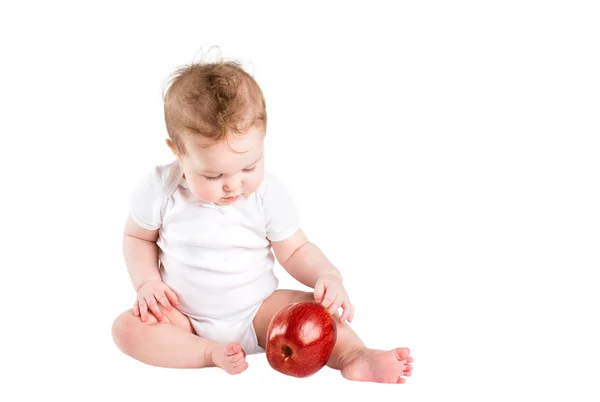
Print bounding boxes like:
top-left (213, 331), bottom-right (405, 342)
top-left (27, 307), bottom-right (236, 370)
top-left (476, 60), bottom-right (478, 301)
top-left (112, 306), bottom-right (248, 374)
top-left (253, 290), bottom-right (414, 383)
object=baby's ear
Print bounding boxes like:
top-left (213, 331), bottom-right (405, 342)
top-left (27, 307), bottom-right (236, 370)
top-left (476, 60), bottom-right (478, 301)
top-left (165, 138), bottom-right (179, 158)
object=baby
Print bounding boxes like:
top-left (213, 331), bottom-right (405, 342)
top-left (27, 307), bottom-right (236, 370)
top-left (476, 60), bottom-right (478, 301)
top-left (111, 58), bottom-right (413, 383)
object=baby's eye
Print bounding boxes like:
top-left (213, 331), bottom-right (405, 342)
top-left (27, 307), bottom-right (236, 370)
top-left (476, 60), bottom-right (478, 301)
top-left (243, 166), bottom-right (256, 172)
top-left (204, 174), bottom-right (223, 181)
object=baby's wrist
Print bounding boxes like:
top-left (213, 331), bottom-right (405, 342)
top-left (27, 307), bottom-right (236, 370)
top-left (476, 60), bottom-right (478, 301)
top-left (136, 277), bottom-right (162, 292)
top-left (319, 270), bottom-right (342, 282)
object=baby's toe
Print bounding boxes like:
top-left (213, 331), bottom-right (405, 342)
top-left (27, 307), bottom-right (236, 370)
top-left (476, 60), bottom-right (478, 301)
top-left (394, 348), bottom-right (411, 360)
top-left (232, 358), bottom-right (247, 368)
top-left (404, 363), bottom-right (413, 372)
top-left (233, 361), bottom-right (249, 374)
top-left (228, 351), bottom-right (245, 363)
top-left (225, 342), bottom-right (243, 356)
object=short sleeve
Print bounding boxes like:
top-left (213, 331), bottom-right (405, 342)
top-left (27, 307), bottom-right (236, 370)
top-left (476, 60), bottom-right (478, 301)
top-left (262, 172), bottom-right (300, 242)
top-left (129, 166), bottom-right (168, 230)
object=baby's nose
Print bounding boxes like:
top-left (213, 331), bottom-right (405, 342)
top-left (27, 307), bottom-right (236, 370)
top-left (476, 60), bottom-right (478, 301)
top-left (223, 177), bottom-right (242, 192)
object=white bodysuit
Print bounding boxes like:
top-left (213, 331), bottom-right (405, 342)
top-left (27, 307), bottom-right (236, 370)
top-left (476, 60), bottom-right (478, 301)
top-left (129, 161), bottom-right (299, 354)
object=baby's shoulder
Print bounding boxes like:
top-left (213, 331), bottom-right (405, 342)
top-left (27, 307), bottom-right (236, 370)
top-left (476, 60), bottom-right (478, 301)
top-left (257, 170), bottom-right (286, 197)
top-left (129, 160), bottom-right (181, 230)
top-left (256, 170), bottom-right (296, 207)
top-left (134, 160), bottom-right (182, 198)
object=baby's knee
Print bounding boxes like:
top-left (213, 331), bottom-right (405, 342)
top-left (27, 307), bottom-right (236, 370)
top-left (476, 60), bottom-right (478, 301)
top-left (268, 289), bottom-right (314, 305)
top-left (111, 310), bottom-right (153, 354)
top-left (288, 290), bottom-right (314, 304)
top-left (112, 311), bottom-right (132, 352)
top-left (285, 290), bottom-right (341, 319)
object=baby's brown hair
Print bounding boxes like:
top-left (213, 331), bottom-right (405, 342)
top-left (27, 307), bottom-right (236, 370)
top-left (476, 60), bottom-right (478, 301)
top-left (163, 58), bottom-right (267, 155)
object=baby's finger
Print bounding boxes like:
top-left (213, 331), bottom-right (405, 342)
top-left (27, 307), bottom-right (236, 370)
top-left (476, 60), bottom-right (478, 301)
top-left (165, 287), bottom-right (179, 306)
top-left (314, 280), bottom-right (325, 303)
top-left (156, 292), bottom-right (172, 311)
top-left (349, 303), bottom-right (355, 322)
top-left (146, 296), bottom-right (163, 322)
top-left (340, 297), bottom-right (351, 323)
top-left (139, 300), bottom-right (148, 322)
top-left (132, 301), bottom-right (139, 317)
top-left (322, 291), bottom-right (337, 312)
top-left (328, 294), bottom-right (343, 316)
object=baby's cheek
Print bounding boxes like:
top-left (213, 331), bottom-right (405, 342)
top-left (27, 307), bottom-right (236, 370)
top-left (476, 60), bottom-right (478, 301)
top-left (190, 182), bottom-right (220, 203)
top-left (201, 185), bottom-right (222, 202)
top-left (244, 174), bottom-right (263, 195)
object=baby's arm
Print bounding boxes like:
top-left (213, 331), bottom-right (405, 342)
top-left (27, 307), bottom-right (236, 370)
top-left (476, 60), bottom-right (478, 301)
top-left (271, 229), bottom-right (353, 323)
top-left (123, 216), bottom-right (179, 322)
top-left (123, 215), bottom-right (161, 291)
top-left (271, 229), bottom-right (340, 287)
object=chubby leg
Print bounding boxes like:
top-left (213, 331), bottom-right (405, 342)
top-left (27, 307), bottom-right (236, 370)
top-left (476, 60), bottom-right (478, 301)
top-left (111, 305), bottom-right (247, 374)
top-left (253, 290), bottom-right (414, 384)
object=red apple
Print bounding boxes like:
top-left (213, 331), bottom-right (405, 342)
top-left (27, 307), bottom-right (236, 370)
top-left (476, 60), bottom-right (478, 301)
top-left (265, 300), bottom-right (337, 378)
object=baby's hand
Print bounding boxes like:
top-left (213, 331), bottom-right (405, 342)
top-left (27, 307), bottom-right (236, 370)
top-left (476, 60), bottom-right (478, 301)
top-left (133, 279), bottom-right (179, 322)
top-left (314, 273), bottom-right (354, 324)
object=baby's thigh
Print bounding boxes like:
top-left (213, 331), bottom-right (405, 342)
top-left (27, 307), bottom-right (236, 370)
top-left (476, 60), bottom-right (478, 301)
top-left (112, 304), bottom-right (196, 356)
top-left (137, 304), bottom-right (196, 334)
top-left (253, 289), bottom-right (314, 347)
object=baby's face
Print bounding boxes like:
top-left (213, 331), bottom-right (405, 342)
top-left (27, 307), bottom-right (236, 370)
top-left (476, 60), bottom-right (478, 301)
top-left (175, 126), bottom-right (265, 205)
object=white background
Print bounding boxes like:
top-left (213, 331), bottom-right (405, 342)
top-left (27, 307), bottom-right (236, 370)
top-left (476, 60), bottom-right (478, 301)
top-left (1, 0), bottom-right (599, 400)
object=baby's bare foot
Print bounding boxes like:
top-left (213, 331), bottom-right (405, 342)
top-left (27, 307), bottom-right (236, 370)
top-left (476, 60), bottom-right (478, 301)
top-left (340, 347), bottom-right (413, 384)
top-left (210, 342), bottom-right (248, 375)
